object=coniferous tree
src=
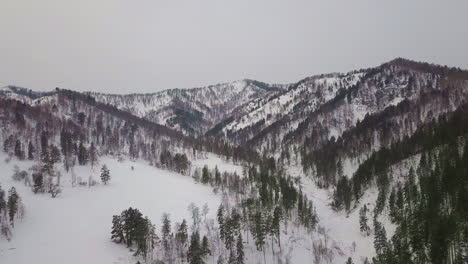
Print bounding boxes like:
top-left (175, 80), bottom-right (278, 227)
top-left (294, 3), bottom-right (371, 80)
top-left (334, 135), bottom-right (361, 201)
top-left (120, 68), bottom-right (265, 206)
top-left (32, 172), bottom-right (44, 194)
top-left (201, 165), bottom-right (211, 184)
top-left (111, 215), bottom-right (124, 243)
top-left (100, 164), bottom-right (111, 185)
top-left (214, 166), bottom-right (221, 185)
top-left (236, 234), bottom-right (245, 264)
top-left (175, 219), bottom-right (189, 261)
top-left (253, 211), bottom-right (266, 252)
top-left (0, 185), bottom-right (6, 220)
top-left (228, 249), bottom-right (236, 264)
top-left (89, 142), bottom-right (98, 168)
top-left (78, 142), bottom-right (88, 165)
top-left (49, 144), bottom-right (61, 164)
top-left (201, 235), bottom-right (211, 259)
top-left (28, 141), bottom-right (35, 160)
top-left (187, 231), bottom-right (203, 264)
top-left (7, 187), bottom-right (19, 226)
top-left (217, 204), bottom-right (225, 242)
top-left (161, 213), bottom-right (172, 262)
top-left (359, 205), bottom-right (370, 236)
top-left (271, 206), bottom-right (282, 248)
top-left (3, 135), bottom-right (14, 154)
top-left (14, 140), bottom-right (23, 160)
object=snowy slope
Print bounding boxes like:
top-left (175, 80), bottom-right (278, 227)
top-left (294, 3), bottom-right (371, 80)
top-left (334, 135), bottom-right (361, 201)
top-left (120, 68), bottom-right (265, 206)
top-left (88, 80), bottom-right (286, 136)
top-left (0, 154), bottom-right (221, 264)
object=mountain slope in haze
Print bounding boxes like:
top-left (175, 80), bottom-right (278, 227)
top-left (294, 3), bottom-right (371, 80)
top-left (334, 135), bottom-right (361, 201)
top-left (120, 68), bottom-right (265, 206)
top-left (210, 59), bottom-right (468, 155)
top-left (88, 79), bottom-right (287, 136)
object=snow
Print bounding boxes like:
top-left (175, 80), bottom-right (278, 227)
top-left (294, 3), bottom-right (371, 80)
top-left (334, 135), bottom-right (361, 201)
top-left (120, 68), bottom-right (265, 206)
top-left (192, 154), bottom-right (244, 176)
top-left (0, 154), bottom-right (220, 264)
top-left (285, 165), bottom-right (376, 263)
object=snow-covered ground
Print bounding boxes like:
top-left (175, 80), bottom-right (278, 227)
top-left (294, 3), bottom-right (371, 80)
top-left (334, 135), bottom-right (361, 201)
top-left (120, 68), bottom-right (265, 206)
top-left (192, 153), bottom-right (244, 176)
top-left (0, 154), bottom-right (220, 264)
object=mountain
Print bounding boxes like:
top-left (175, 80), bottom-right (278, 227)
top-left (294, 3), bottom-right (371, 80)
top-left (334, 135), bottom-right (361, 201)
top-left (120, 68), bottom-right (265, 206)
top-left (2, 58), bottom-right (468, 263)
top-left (88, 79), bottom-right (287, 136)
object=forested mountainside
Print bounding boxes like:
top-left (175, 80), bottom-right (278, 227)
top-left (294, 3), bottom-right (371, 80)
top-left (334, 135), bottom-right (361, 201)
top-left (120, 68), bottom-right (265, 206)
top-left (88, 79), bottom-right (286, 136)
top-left (1, 58), bottom-right (468, 263)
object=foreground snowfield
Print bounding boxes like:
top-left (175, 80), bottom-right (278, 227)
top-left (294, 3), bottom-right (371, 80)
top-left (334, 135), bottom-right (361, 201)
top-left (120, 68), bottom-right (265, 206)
top-left (0, 154), bottom-right (220, 264)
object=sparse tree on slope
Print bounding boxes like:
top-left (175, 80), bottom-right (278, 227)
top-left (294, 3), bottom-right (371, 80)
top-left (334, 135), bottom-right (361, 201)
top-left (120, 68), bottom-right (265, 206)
top-left (236, 234), bottom-right (245, 264)
top-left (7, 187), bottom-right (19, 226)
top-left (359, 205), bottom-right (370, 236)
top-left (100, 164), bottom-right (111, 185)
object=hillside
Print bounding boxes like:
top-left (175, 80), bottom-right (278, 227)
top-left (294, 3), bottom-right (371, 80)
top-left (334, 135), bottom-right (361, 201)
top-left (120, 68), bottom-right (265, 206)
top-left (88, 80), bottom-right (286, 136)
top-left (1, 58), bottom-right (468, 264)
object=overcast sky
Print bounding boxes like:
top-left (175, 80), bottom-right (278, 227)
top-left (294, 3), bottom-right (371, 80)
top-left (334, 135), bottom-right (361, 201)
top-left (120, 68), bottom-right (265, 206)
top-left (1, 0), bottom-right (467, 93)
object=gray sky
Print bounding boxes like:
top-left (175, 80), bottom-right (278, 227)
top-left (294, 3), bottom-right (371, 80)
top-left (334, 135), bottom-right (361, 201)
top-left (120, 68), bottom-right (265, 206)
top-left (1, 0), bottom-right (467, 93)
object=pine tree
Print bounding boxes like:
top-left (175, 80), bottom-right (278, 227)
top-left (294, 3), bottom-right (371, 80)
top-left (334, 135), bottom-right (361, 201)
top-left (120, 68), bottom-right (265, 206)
top-left (32, 172), bottom-right (44, 193)
top-left (373, 219), bottom-right (388, 256)
top-left (236, 234), bottom-right (245, 264)
top-left (253, 211), bottom-right (266, 251)
top-left (214, 166), bottom-right (221, 185)
top-left (0, 185), bottom-right (6, 219)
top-left (28, 141), bottom-right (35, 160)
top-left (201, 235), bottom-right (211, 259)
top-left (111, 215), bottom-right (124, 243)
top-left (359, 205), bottom-right (370, 236)
top-left (162, 213), bottom-right (172, 262)
top-left (345, 257), bottom-right (354, 264)
top-left (41, 148), bottom-right (54, 176)
top-left (100, 165), bottom-right (111, 185)
top-left (217, 204), bottom-right (225, 242)
top-left (228, 249), bottom-right (236, 264)
top-left (187, 231), bottom-right (203, 264)
top-left (7, 187), bottom-right (19, 226)
top-left (78, 142), bottom-right (88, 165)
top-left (202, 165), bottom-right (211, 184)
top-left (14, 140), bottom-right (23, 160)
top-left (271, 206), bottom-right (282, 248)
top-left (49, 144), bottom-right (61, 164)
top-left (175, 219), bottom-right (189, 261)
top-left (3, 135), bottom-right (14, 154)
top-left (89, 142), bottom-right (98, 168)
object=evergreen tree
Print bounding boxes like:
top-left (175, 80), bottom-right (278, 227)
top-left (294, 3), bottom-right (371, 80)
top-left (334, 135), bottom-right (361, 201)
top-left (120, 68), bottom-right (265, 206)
top-left (201, 165), bottom-right (211, 184)
top-left (217, 204), bottom-right (225, 242)
top-left (14, 140), bottom-right (23, 159)
top-left (214, 166), bottom-right (221, 185)
top-left (201, 235), bottom-right (211, 259)
top-left (175, 219), bottom-right (189, 261)
top-left (41, 148), bottom-right (54, 176)
top-left (236, 234), bottom-right (245, 264)
top-left (253, 211), bottom-right (266, 252)
top-left (161, 213), bottom-right (173, 262)
top-left (100, 164), bottom-right (111, 185)
top-left (187, 231), bottom-right (203, 264)
top-left (32, 171), bottom-right (44, 193)
top-left (271, 206), bottom-right (282, 248)
top-left (359, 205), bottom-right (370, 236)
top-left (7, 187), bottom-right (19, 226)
top-left (89, 142), bottom-right (98, 168)
top-left (28, 141), bottom-right (35, 160)
top-left (78, 142), bottom-right (88, 165)
top-left (0, 185), bottom-right (6, 220)
top-left (49, 144), bottom-right (61, 164)
top-left (111, 215), bottom-right (124, 243)
top-left (3, 135), bottom-right (14, 154)
top-left (228, 249), bottom-right (236, 264)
